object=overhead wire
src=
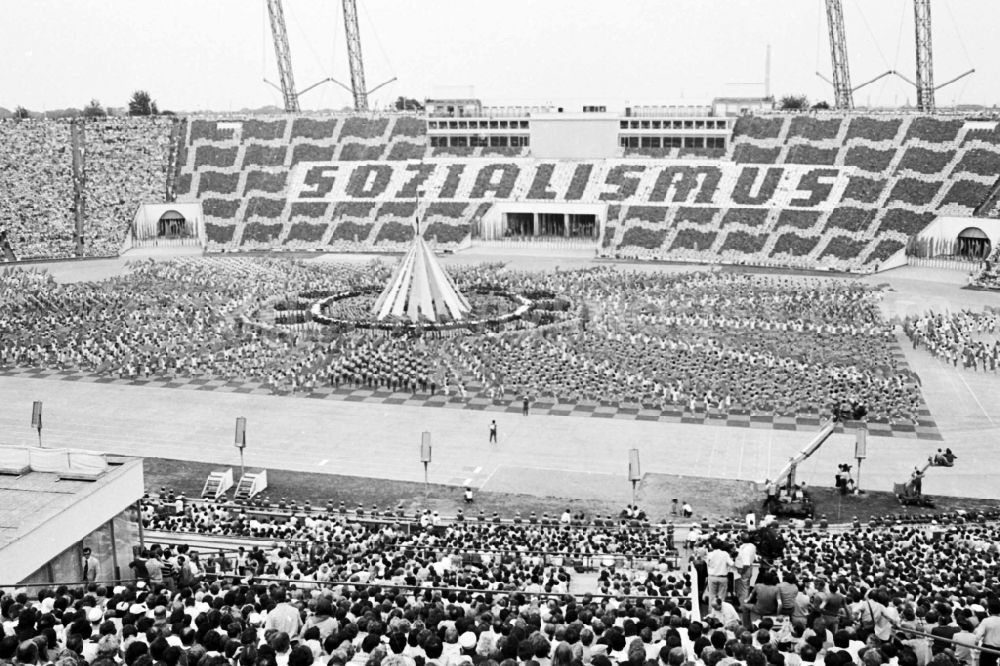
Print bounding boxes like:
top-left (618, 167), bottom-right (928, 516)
top-left (849, 0), bottom-right (891, 70)
top-left (815, 0), bottom-right (822, 75)
top-left (359, 0), bottom-right (398, 107)
top-left (941, 0), bottom-right (975, 69)
top-left (284, 0), bottom-right (330, 80)
top-left (891, 0), bottom-right (906, 69)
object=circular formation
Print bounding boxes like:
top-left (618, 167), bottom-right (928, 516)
top-left (298, 287), bottom-right (536, 334)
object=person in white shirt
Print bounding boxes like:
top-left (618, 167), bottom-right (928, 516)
top-left (734, 535), bottom-right (758, 604)
top-left (710, 596), bottom-right (742, 632)
top-left (705, 541), bottom-right (734, 602)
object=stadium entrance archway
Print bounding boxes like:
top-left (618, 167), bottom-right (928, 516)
top-left (157, 210), bottom-right (191, 238)
top-left (477, 202), bottom-right (605, 246)
top-left (957, 226), bottom-right (991, 259)
top-left (125, 202), bottom-right (206, 253)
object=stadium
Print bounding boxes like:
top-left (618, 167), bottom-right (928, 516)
top-left (2, 2), bottom-right (1000, 666)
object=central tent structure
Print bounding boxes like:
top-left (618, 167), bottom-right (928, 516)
top-left (371, 234), bottom-right (472, 323)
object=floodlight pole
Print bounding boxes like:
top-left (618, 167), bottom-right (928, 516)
top-left (628, 448), bottom-right (641, 507)
top-left (235, 417), bottom-right (247, 479)
top-left (31, 401), bottom-right (43, 448)
top-left (854, 426), bottom-right (867, 495)
top-left (421, 432), bottom-right (432, 497)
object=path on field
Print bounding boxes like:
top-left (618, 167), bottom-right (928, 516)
top-left (0, 372), bottom-right (989, 501)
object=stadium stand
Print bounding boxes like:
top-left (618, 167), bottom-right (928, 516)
top-left (4, 113), bottom-right (1000, 269)
top-left (704, 114), bottom-right (1000, 270)
top-left (0, 118), bottom-right (172, 261)
top-left (4, 484), bottom-right (1000, 666)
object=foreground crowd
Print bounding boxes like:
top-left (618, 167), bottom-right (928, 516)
top-left (0, 259), bottom-right (927, 424)
top-left (5, 509), bottom-right (1000, 666)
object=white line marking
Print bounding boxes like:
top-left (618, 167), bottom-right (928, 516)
top-left (462, 477), bottom-right (472, 486)
top-left (955, 371), bottom-right (995, 425)
top-left (478, 465), bottom-right (500, 490)
top-left (473, 466), bottom-right (482, 474)
top-left (318, 459), bottom-right (329, 466)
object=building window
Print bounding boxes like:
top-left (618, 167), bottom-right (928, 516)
top-left (641, 120), bottom-right (650, 129)
top-left (652, 120), bottom-right (662, 130)
top-left (620, 121), bottom-right (628, 129)
top-left (707, 137), bottom-right (726, 149)
top-left (520, 120), bottom-right (529, 129)
top-left (450, 136), bottom-right (468, 147)
top-left (499, 120), bottom-right (509, 129)
top-left (630, 121), bottom-right (640, 129)
top-left (620, 137), bottom-right (628, 147)
top-left (628, 136), bottom-right (639, 148)
top-left (430, 136), bottom-right (446, 147)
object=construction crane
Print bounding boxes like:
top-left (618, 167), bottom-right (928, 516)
top-left (886, 0), bottom-right (974, 113)
top-left (264, 0), bottom-right (396, 113)
top-left (817, 0), bottom-right (895, 111)
top-left (265, 0), bottom-right (300, 113)
top-left (342, 0), bottom-right (369, 112)
top-left (913, 0), bottom-right (935, 112)
top-left (824, 0), bottom-right (854, 110)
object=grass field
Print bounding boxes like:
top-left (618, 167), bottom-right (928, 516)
top-left (143, 458), bottom-right (1000, 524)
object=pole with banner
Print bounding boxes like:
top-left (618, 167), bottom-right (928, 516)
top-left (31, 401), bottom-right (43, 448)
top-left (628, 449), bottom-right (641, 507)
top-left (420, 432), bottom-right (432, 495)
top-left (235, 417), bottom-right (247, 479)
top-left (854, 427), bottom-right (867, 494)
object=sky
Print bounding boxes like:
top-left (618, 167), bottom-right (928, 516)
top-left (1, 0), bottom-right (997, 113)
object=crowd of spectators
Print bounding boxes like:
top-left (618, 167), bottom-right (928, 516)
top-left (0, 120), bottom-right (76, 259)
top-left (0, 260), bottom-right (925, 424)
top-left (0, 117), bottom-right (171, 261)
top-left (902, 312), bottom-right (1000, 372)
top-left (138, 494), bottom-right (682, 592)
top-left (82, 118), bottom-right (173, 256)
top-left (4, 503), bottom-right (1000, 666)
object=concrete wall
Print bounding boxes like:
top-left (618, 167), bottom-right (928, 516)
top-left (530, 115), bottom-right (620, 159)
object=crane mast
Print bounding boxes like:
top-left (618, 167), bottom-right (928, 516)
top-left (266, 0), bottom-right (300, 113)
top-left (913, 0), bottom-right (935, 112)
top-left (825, 0), bottom-right (854, 110)
top-left (342, 0), bottom-right (370, 112)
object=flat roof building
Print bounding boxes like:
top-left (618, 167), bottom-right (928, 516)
top-left (0, 446), bottom-right (144, 587)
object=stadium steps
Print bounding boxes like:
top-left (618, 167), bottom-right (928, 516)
top-left (974, 175), bottom-right (1000, 217)
top-left (832, 117), bottom-right (851, 166)
top-left (929, 140), bottom-right (973, 212)
top-left (365, 207), bottom-right (387, 245)
top-left (773, 117), bottom-right (793, 162)
top-left (706, 209), bottom-right (728, 254)
top-left (759, 208), bottom-right (784, 256)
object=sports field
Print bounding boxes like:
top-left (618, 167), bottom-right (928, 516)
top-left (1, 251), bottom-right (998, 512)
